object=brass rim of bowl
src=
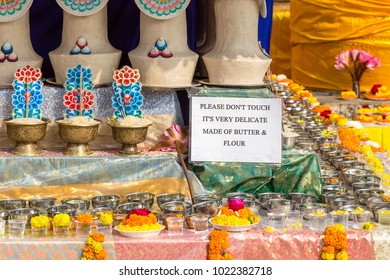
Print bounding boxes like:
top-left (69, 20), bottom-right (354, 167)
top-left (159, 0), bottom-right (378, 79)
top-left (55, 118), bottom-right (102, 127)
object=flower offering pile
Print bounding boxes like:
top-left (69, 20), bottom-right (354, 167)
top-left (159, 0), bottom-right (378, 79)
top-left (117, 209), bottom-right (163, 231)
top-left (211, 198), bottom-right (260, 226)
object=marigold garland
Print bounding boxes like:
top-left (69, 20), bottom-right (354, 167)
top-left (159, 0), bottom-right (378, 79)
top-left (81, 233), bottom-right (107, 260)
top-left (321, 224), bottom-right (348, 260)
top-left (207, 230), bottom-right (233, 260)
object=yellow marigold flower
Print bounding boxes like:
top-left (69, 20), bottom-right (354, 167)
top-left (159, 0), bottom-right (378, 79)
top-left (117, 223), bottom-right (163, 231)
top-left (211, 214), bottom-right (251, 226)
top-left (99, 213), bottom-right (113, 225)
top-left (321, 252), bottom-right (335, 260)
top-left (335, 251), bottom-right (348, 260)
top-left (52, 213), bottom-right (71, 227)
top-left (91, 241), bottom-right (103, 254)
top-left (30, 215), bottom-right (50, 228)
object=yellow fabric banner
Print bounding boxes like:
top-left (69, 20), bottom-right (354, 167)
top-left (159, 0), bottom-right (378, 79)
top-left (290, 0), bottom-right (390, 90)
top-left (270, 3), bottom-right (292, 77)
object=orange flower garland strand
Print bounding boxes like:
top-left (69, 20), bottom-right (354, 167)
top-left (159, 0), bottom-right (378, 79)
top-left (321, 224), bottom-right (348, 260)
top-left (81, 233), bottom-right (107, 260)
top-left (208, 230), bottom-right (233, 260)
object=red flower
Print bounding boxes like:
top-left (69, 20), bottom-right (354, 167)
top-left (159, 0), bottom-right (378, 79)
top-left (113, 66), bottom-right (140, 86)
top-left (371, 84), bottom-right (382, 94)
top-left (64, 89), bottom-right (95, 111)
top-left (130, 209), bottom-right (151, 216)
top-left (361, 104), bottom-right (370, 109)
top-left (228, 198), bottom-right (245, 212)
top-left (14, 65), bottom-right (41, 83)
top-left (320, 109), bottom-right (332, 118)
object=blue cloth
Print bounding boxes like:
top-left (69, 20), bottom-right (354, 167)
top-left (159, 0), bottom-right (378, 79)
top-left (258, 0), bottom-right (274, 54)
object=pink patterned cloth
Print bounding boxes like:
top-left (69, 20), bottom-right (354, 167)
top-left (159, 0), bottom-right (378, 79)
top-left (114, 227), bottom-right (376, 260)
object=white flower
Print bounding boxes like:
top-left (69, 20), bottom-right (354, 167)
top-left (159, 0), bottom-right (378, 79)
top-left (365, 140), bottom-right (380, 148)
top-left (345, 121), bottom-right (363, 129)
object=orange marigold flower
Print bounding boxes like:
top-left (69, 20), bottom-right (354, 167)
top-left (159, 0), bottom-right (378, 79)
top-left (95, 249), bottom-right (107, 260)
top-left (77, 213), bottom-right (93, 224)
top-left (90, 233), bottom-right (105, 243)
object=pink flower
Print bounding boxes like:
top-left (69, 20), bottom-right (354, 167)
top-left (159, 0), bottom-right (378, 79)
top-left (351, 49), bottom-right (360, 61)
top-left (163, 124), bottom-right (189, 147)
top-left (129, 209), bottom-right (151, 216)
top-left (366, 57), bottom-right (381, 70)
top-left (228, 198), bottom-right (245, 211)
top-left (150, 124), bottom-right (189, 153)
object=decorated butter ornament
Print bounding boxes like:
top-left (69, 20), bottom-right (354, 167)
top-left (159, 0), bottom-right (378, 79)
top-left (7, 51), bottom-right (18, 62)
top-left (63, 65), bottom-right (95, 118)
top-left (0, 51), bottom-right (5, 62)
top-left (11, 65), bottom-right (43, 119)
top-left (1, 42), bottom-right (13, 54)
top-left (81, 46), bottom-right (91, 55)
top-left (135, 0), bottom-right (190, 20)
top-left (0, 0), bottom-right (33, 22)
top-left (112, 66), bottom-right (144, 119)
top-left (76, 37), bottom-right (87, 49)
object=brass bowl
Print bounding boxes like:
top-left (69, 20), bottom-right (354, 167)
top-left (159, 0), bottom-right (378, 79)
top-left (108, 123), bottom-right (151, 155)
top-left (3, 118), bottom-right (50, 155)
top-left (56, 118), bottom-right (101, 156)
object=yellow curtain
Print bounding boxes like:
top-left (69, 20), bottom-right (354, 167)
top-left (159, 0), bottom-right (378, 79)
top-left (290, 0), bottom-right (390, 90)
top-left (365, 126), bottom-right (390, 154)
top-left (270, 3), bottom-right (292, 77)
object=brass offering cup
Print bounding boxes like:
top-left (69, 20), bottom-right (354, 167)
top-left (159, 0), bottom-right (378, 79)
top-left (108, 123), bottom-right (151, 155)
top-left (56, 119), bottom-right (101, 156)
top-left (4, 118), bottom-right (50, 156)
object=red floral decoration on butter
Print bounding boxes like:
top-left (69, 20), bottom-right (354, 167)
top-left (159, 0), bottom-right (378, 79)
top-left (113, 66), bottom-right (140, 86)
top-left (15, 65), bottom-right (42, 83)
top-left (64, 88), bottom-right (95, 111)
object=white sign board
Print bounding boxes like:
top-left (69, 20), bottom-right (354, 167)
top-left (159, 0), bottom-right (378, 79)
top-left (190, 96), bottom-right (282, 163)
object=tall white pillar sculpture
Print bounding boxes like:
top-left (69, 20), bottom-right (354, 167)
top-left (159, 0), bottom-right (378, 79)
top-left (203, 0), bottom-right (271, 86)
top-left (0, 0), bottom-right (42, 86)
top-left (129, 0), bottom-right (198, 88)
top-left (49, 0), bottom-right (121, 85)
